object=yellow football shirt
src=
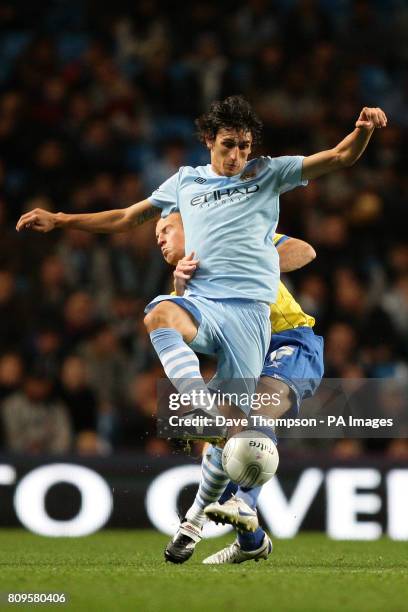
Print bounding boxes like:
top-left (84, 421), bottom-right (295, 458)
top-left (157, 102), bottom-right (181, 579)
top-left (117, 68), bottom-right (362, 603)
top-left (271, 234), bottom-right (315, 333)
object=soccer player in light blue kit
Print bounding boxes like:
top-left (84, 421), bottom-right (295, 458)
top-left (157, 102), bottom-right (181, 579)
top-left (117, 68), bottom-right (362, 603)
top-left (142, 97), bottom-right (386, 563)
top-left (17, 96), bottom-right (387, 561)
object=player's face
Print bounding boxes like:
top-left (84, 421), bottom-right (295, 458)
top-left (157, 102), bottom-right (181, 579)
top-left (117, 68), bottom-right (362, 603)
top-left (156, 214), bottom-right (185, 265)
top-left (207, 128), bottom-right (252, 177)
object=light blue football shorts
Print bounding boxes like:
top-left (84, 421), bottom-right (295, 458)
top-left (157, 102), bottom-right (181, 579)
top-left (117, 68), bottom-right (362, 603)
top-left (145, 293), bottom-right (271, 415)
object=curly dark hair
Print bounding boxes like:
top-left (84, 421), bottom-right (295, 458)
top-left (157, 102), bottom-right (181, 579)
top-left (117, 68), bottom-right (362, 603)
top-left (195, 95), bottom-right (263, 145)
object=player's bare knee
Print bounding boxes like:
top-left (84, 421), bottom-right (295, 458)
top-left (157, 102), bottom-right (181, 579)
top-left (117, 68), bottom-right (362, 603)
top-left (144, 303), bottom-right (172, 332)
top-left (143, 311), bottom-right (154, 332)
top-left (144, 302), bottom-right (197, 341)
top-left (256, 377), bottom-right (294, 419)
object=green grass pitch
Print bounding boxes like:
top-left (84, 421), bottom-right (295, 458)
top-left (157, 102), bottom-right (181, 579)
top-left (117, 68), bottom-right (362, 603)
top-left (0, 530), bottom-right (407, 611)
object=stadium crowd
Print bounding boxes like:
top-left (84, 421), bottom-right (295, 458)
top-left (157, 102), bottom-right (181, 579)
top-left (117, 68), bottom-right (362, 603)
top-left (0, 0), bottom-right (407, 457)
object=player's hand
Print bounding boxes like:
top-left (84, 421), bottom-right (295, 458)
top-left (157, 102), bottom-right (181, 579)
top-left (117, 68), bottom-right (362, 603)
top-left (16, 208), bottom-right (57, 233)
top-left (174, 251), bottom-right (199, 296)
top-left (355, 107), bottom-right (387, 130)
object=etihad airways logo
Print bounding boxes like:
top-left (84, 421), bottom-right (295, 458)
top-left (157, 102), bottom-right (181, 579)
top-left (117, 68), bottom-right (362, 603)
top-left (191, 184), bottom-right (260, 207)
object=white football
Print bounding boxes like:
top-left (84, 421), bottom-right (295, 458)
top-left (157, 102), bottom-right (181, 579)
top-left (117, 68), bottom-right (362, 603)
top-left (222, 430), bottom-right (279, 488)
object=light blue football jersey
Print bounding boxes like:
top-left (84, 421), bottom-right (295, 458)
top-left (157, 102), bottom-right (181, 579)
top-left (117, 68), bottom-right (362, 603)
top-left (149, 156), bottom-right (307, 303)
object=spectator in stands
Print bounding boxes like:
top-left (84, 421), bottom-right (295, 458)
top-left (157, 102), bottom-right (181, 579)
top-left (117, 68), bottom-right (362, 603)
top-left (0, 352), bottom-right (24, 401)
top-left (1, 371), bottom-right (72, 454)
top-left (79, 322), bottom-right (130, 444)
top-left (59, 354), bottom-right (107, 455)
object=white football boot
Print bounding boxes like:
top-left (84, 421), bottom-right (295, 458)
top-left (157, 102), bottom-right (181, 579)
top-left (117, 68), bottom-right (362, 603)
top-left (203, 534), bottom-right (272, 564)
top-left (204, 495), bottom-right (259, 532)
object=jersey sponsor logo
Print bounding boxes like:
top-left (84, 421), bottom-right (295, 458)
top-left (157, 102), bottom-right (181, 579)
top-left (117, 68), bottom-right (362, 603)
top-left (194, 177), bottom-right (207, 184)
top-left (190, 184), bottom-right (260, 207)
top-left (268, 346), bottom-right (295, 368)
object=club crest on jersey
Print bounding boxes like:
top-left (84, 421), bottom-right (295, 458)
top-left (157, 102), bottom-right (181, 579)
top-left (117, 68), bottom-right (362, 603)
top-left (268, 346), bottom-right (295, 368)
top-left (240, 169), bottom-right (257, 181)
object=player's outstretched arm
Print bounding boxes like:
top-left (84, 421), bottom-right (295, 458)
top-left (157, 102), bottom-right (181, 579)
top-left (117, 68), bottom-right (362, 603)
top-left (302, 107), bottom-right (387, 181)
top-left (277, 237), bottom-right (316, 273)
top-left (16, 199), bottom-right (160, 233)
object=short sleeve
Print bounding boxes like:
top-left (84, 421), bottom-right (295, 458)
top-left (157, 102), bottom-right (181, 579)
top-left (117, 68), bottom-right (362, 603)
top-left (273, 233), bottom-right (290, 247)
top-left (267, 156), bottom-right (308, 195)
top-left (148, 171), bottom-right (180, 217)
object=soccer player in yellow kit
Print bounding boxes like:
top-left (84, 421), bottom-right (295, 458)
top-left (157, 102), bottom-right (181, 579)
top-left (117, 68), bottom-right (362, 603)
top-left (156, 213), bottom-right (323, 564)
